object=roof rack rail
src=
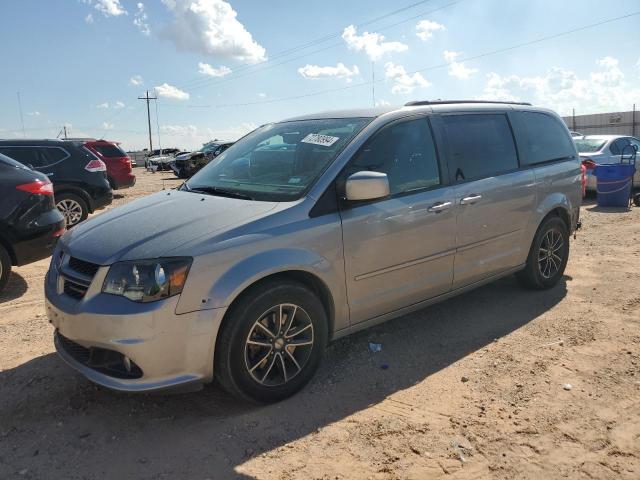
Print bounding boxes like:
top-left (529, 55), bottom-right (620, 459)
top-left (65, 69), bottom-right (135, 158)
top-left (404, 100), bottom-right (532, 107)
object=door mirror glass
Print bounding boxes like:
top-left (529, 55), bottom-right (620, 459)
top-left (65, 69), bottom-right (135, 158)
top-left (345, 171), bottom-right (390, 201)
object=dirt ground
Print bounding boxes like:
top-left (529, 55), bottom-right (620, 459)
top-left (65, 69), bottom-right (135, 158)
top-left (1, 169), bottom-right (639, 480)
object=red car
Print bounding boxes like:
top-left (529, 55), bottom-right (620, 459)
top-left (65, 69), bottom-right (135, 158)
top-left (83, 140), bottom-right (136, 190)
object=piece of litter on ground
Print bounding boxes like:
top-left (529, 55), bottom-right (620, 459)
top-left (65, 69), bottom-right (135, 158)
top-left (563, 383), bottom-right (573, 391)
top-left (461, 376), bottom-right (469, 383)
top-left (368, 343), bottom-right (382, 353)
top-left (380, 364), bottom-right (389, 370)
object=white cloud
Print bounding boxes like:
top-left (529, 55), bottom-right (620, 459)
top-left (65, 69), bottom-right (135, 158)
top-left (342, 25), bottom-right (408, 62)
top-left (416, 20), bottom-right (445, 41)
top-left (134, 2), bottom-right (150, 35)
top-left (161, 0), bottom-right (267, 64)
top-left (443, 51), bottom-right (478, 80)
top-left (97, 102), bottom-right (110, 109)
top-left (375, 99), bottom-right (391, 107)
top-left (95, 0), bottom-right (127, 16)
top-left (159, 122), bottom-right (256, 147)
top-left (114, 101), bottom-right (126, 109)
top-left (297, 62), bottom-right (360, 81)
top-left (154, 83), bottom-right (190, 100)
top-left (27, 111), bottom-right (41, 116)
top-left (477, 57), bottom-right (640, 115)
top-left (102, 122), bottom-right (114, 130)
top-left (384, 62), bottom-right (430, 94)
top-left (258, 92), bottom-right (267, 98)
top-left (130, 75), bottom-right (144, 86)
top-left (198, 62), bottom-right (232, 77)
top-left (85, 13), bottom-right (94, 24)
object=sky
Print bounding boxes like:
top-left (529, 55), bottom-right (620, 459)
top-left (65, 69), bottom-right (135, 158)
top-left (1, 0), bottom-right (639, 151)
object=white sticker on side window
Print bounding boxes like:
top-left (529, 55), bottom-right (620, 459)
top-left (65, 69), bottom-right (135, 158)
top-left (300, 133), bottom-right (340, 147)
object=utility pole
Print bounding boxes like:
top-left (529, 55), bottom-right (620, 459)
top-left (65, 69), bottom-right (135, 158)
top-left (371, 62), bottom-right (376, 107)
top-left (16, 92), bottom-right (25, 137)
top-left (63, 125), bottom-right (68, 139)
top-left (138, 90), bottom-right (157, 152)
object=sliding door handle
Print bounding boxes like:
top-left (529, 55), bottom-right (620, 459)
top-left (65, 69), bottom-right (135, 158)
top-left (427, 201), bottom-right (452, 212)
top-left (460, 194), bottom-right (482, 205)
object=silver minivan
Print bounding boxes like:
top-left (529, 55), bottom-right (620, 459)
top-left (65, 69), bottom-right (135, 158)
top-left (45, 101), bottom-right (581, 402)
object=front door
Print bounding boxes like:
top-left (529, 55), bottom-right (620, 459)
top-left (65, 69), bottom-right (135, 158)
top-left (339, 116), bottom-right (456, 324)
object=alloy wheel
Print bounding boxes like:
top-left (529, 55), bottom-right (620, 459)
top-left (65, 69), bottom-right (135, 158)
top-left (244, 303), bottom-right (314, 387)
top-left (57, 199), bottom-right (83, 226)
top-left (538, 228), bottom-right (564, 279)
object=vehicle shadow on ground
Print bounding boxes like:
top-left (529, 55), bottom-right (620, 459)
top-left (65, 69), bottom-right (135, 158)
top-left (0, 276), bottom-right (567, 479)
top-left (0, 271), bottom-right (28, 304)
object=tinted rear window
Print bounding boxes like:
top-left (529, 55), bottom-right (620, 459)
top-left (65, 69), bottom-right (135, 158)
top-left (91, 143), bottom-right (127, 158)
top-left (574, 139), bottom-right (607, 153)
top-left (441, 114), bottom-right (518, 182)
top-left (518, 112), bottom-right (576, 164)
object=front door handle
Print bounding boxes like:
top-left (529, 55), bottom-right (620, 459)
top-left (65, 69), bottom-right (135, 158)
top-left (427, 201), bottom-right (452, 213)
top-left (460, 194), bottom-right (482, 205)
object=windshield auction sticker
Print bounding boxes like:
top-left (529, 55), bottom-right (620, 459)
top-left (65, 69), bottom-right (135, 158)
top-left (301, 133), bottom-right (340, 147)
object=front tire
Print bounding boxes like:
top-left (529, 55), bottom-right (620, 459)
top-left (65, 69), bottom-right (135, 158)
top-left (56, 193), bottom-right (88, 228)
top-left (215, 280), bottom-right (328, 403)
top-left (0, 244), bottom-right (11, 293)
top-left (517, 216), bottom-right (569, 290)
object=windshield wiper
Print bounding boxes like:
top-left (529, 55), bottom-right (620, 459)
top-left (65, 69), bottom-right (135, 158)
top-left (184, 184), bottom-right (254, 200)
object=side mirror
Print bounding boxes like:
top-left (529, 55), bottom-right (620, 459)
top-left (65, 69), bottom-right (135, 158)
top-left (345, 171), bottom-right (390, 201)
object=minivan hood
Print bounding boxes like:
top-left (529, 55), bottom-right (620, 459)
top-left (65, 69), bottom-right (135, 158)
top-left (61, 190), bottom-right (278, 265)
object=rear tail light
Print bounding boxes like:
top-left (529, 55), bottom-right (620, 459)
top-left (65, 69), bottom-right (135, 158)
top-left (581, 158), bottom-right (596, 170)
top-left (16, 179), bottom-right (54, 195)
top-left (85, 159), bottom-right (107, 172)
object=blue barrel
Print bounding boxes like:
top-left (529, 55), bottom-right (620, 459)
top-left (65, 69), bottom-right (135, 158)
top-left (593, 163), bottom-right (636, 207)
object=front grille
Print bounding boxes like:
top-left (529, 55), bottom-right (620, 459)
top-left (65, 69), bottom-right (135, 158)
top-left (64, 279), bottom-right (88, 299)
top-left (68, 257), bottom-right (100, 277)
top-left (57, 333), bottom-right (143, 379)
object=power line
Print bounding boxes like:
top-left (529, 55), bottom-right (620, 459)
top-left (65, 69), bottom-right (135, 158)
top-left (173, 0), bottom-right (458, 93)
top-left (168, 10), bottom-right (640, 111)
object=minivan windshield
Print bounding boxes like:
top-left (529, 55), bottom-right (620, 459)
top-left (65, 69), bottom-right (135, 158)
top-left (574, 138), bottom-right (607, 153)
top-left (183, 118), bottom-right (370, 201)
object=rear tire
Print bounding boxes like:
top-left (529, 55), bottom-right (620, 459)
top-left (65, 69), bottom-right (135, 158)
top-left (56, 193), bottom-right (88, 228)
top-left (215, 280), bottom-right (328, 403)
top-left (517, 216), bottom-right (569, 290)
top-left (0, 244), bottom-right (12, 293)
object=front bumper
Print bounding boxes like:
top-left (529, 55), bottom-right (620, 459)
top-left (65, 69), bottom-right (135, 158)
top-left (45, 260), bottom-right (226, 392)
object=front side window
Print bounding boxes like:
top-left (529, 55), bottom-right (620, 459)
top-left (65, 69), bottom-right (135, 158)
top-left (342, 117), bottom-right (441, 196)
top-left (518, 112), bottom-right (576, 165)
top-left (184, 118), bottom-right (370, 201)
top-left (441, 114), bottom-right (518, 182)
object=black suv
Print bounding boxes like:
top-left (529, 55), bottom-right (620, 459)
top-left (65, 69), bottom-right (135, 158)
top-left (0, 140), bottom-right (112, 227)
top-left (0, 153), bottom-right (65, 292)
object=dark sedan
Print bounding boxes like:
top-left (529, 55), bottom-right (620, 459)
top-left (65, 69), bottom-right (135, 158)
top-left (0, 153), bottom-right (65, 292)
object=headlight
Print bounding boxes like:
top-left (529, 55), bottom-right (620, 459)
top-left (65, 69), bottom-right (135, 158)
top-left (102, 257), bottom-right (192, 303)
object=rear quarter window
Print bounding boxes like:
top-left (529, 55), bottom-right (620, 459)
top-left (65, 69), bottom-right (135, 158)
top-left (516, 112), bottom-right (576, 165)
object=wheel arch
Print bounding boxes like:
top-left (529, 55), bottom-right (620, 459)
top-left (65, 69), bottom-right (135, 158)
top-left (217, 269), bottom-right (336, 341)
top-left (54, 186), bottom-right (93, 212)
